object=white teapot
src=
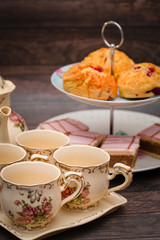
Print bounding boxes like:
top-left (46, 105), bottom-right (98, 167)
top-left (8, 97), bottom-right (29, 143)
top-left (0, 106), bottom-right (27, 144)
top-left (0, 76), bottom-right (27, 144)
top-left (0, 76), bottom-right (15, 108)
top-left (0, 106), bottom-right (11, 143)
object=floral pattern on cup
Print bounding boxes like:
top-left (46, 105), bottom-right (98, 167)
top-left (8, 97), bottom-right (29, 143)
top-left (0, 161), bottom-right (85, 230)
top-left (55, 161), bottom-right (109, 211)
top-left (62, 182), bottom-right (91, 205)
top-left (8, 197), bottom-right (53, 227)
top-left (54, 145), bottom-right (133, 211)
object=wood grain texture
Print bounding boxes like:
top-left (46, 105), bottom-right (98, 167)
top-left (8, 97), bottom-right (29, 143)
top-left (0, 0), bottom-right (159, 65)
top-left (0, 0), bottom-right (160, 28)
top-left (0, 27), bottom-right (160, 66)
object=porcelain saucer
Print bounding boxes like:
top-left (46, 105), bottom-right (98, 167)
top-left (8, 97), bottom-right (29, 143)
top-left (0, 192), bottom-right (127, 240)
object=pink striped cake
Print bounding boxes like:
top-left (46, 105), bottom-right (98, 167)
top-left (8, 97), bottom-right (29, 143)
top-left (137, 123), bottom-right (160, 159)
top-left (39, 118), bottom-right (89, 135)
top-left (69, 130), bottom-right (104, 147)
top-left (100, 135), bottom-right (140, 168)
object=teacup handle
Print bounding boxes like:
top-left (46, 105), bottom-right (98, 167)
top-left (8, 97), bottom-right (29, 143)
top-left (60, 171), bottom-right (85, 207)
top-left (30, 154), bottom-right (49, 162)
top-left (105, 163), bottom-right (133, 197)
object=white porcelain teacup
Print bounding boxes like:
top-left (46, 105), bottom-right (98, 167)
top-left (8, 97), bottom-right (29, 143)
top-left (0, 143), bottom-right (26, 171)
top-left (53, 145), bottom-right (133, 211)
top-left (0, 143), bottom-right (26, 209)
top-left (16, 129), bottom-right (69, 163)
top-left (0, 161), bottom-right (84, 230)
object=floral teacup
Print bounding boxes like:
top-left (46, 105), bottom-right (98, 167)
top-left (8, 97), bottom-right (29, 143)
top-left (0, 143), bottom-right (26, 171)
top-left (0, 161), bottom-right (84, 230)
top-left (53, 145), bottom-right (133, 211)
top-left (16, 129), bottom-right (69, 163)
top-left (0, 143), bottom-right (26, 208)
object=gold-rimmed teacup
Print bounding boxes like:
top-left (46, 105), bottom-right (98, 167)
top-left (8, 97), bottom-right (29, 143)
top-left (0, 143), bottom-right (26, 209)
top-left (0, 160), bottom-right (84, 230)
top-left (53, 145), bottom-right (133, 211)
top-left (16, 129), bottom-right (69, 164)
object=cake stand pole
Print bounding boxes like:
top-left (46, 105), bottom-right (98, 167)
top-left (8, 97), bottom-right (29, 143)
top-left (101, 21), bottom-right (124, 135)
top-left (110, 106), bottom-right (114, 134)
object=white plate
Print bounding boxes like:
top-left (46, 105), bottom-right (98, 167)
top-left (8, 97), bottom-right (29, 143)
top-left (39, 109), bottom-right (160, 173)
top-left (0, 193), bottom-right (127, 240)
top-left (51, 63), bottom-right (160, 108)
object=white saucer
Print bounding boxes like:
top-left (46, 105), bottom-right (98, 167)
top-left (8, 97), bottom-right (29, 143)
top-left (0, 193), bottom-right (127, 240)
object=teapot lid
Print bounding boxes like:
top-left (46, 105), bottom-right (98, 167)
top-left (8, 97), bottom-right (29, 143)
top-left (0, 76), bottom-right (16, 96)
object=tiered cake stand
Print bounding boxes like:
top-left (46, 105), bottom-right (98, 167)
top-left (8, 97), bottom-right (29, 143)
top-left (51, 63), bottom-right (160, 134)
top-left (51, 21), bottom-right (160, 134)
top-left (50, 21), bottom-right (160, 173)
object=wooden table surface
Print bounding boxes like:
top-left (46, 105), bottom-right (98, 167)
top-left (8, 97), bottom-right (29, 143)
top-left (0, 65), bottom-right (160, 240)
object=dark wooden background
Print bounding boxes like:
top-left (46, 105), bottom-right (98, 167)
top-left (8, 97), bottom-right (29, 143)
top-left (0, 0), bottom-right (160, 67)
top-left (0, 0), bottom-right (160, 128)
top-left (0, 1), bottom-right (160, 240)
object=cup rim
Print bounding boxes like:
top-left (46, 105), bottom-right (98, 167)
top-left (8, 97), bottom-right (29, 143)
top-left (0, 143), bottom-right (26, 165)
top-left (0, 161), bottom-right (61, 186)
top-left (53, 145), bottom-right (110, 168)
top-left (16, 129), bottom-right (70, 150)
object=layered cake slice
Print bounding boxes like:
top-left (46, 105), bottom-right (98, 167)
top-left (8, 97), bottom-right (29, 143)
top-left (137, 123), bottom-right (160, 159)
top-left (69, 130), bottom-right (104, 147)
top-left (100, 135), bottom-right (140, 168)
top-left (39, 118), bottom-right (89, 135)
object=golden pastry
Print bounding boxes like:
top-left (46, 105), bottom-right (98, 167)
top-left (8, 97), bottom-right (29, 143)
top-left (63, 63), bottom-right (117, 100)
top-left (82, 48), bottom-right (134, 80)
top-left (117, 63), bottom-right (160, 99)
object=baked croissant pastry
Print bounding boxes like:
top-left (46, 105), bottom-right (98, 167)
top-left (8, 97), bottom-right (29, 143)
top-left (82, 48), bottom-right (134, 80)
top-left (117, 63), bottom-right (160, 99)
top-left (63, 63), bottom-right (117, 100)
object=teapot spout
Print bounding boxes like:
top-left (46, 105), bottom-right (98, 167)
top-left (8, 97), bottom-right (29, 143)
top-left (0, 106), bottom-right (11, 143)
